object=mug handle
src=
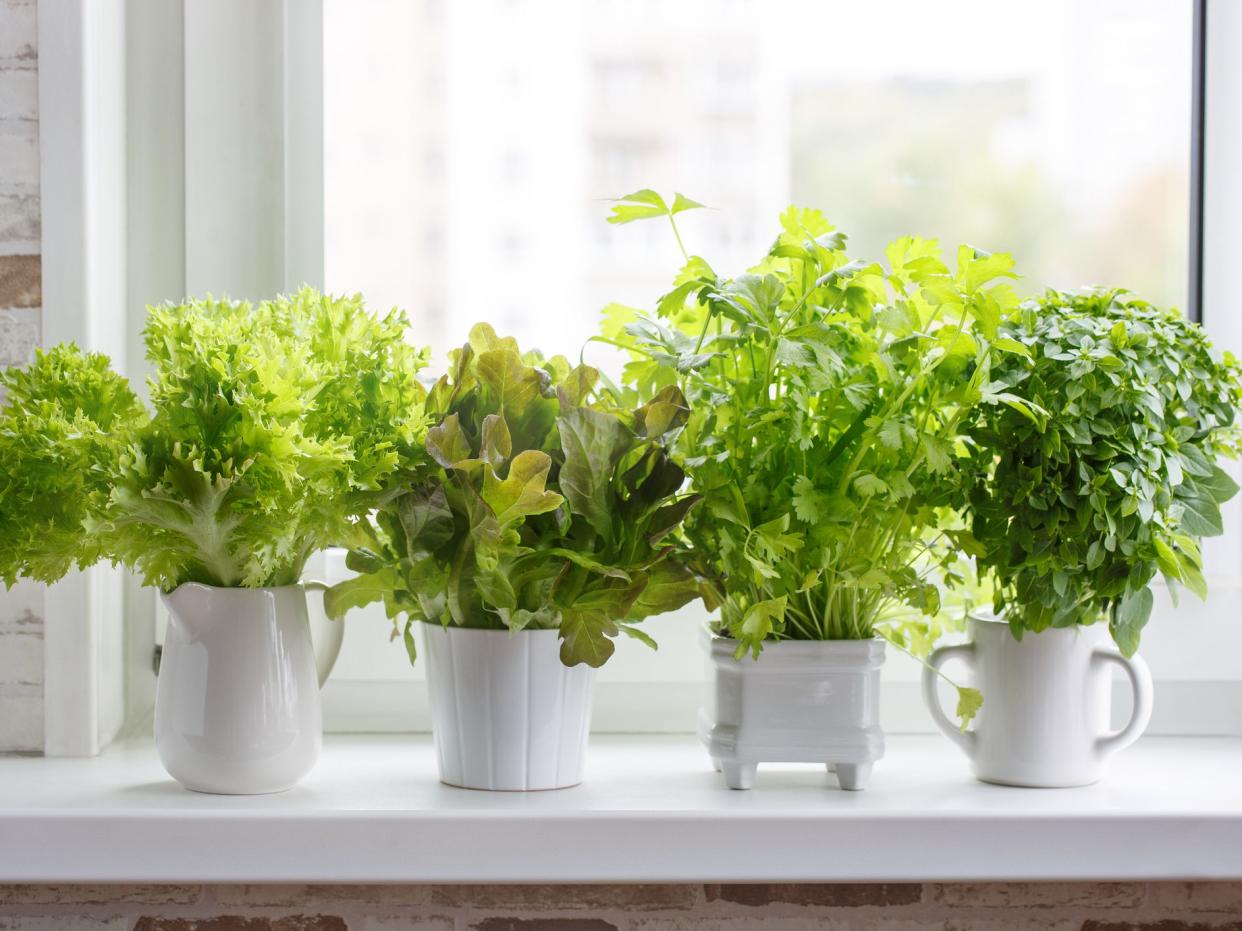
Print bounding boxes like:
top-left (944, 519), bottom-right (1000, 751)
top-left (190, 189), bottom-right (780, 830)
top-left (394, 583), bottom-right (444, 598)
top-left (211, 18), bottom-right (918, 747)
top-left (1092, 648), bottom-right (1154, 759)
top-left (303, 579), bottom-right (345, 689)
top-left (921, 643), bottom-right (978, 756)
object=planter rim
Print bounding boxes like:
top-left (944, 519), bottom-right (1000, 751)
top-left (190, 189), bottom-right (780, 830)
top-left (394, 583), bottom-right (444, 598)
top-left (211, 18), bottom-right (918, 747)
top-left (418, 621), bottom-right (561, 637)
top-left (160, 581), bottom-right (311, 597)
top-left (705, 627), bottom-right (886, 648)
top-left (967, 609), bottom-right (1005, 624)
top-left (705, 629), bottom-right (887, 667)
top-left (967, 609), bottom-right (1109, 631)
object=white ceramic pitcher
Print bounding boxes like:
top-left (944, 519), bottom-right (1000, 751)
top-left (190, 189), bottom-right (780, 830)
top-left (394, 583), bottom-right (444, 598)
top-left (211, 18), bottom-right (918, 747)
top-left (922, 613), bottom-right (1153, 787)
top-left (157, 582), bottom-right (331, 794)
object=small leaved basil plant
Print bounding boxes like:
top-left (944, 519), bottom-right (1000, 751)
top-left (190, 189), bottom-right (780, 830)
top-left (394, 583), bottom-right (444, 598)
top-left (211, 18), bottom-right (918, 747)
top-left (960, 289), bottom-right (1242, 654)
top-left (325, 323), bottom-right (704, 668)
top-left (0, 288), bottom-right (430, 590)
top-left (602, 190), bottom-right (1039, 725)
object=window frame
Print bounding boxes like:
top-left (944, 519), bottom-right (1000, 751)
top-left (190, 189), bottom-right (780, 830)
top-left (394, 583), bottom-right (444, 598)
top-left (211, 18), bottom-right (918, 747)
top-left (34, 0), bottom-right (327, 754)
top-left (36, 0), bottom-right (130, 756)
top-left (315, 0), bottom-right (1242, 737)
top-left (32, 0), bottom-right (1242, 753)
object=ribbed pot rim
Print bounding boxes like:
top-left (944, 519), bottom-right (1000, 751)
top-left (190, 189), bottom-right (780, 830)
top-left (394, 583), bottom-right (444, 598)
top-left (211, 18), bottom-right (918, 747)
top-left (417, 621), bottom-right (561, 637)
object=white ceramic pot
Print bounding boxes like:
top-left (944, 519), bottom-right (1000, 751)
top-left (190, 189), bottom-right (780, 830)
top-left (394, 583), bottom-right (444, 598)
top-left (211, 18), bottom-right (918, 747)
top-left (698, 633), bottom-right (886, 791)
top-left (922, 612), bottom-right (1154, 787)
top-left (421, 624), bottom-right (595, 791)
top-left (157, 583), bottom-right (323, 794)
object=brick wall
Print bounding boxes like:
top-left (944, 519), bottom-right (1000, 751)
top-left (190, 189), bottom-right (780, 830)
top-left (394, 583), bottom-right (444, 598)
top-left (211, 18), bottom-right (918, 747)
top-left (0, 0), bottom-right (43, 752)
top-left (0, 884), bottom-right (1238, 929)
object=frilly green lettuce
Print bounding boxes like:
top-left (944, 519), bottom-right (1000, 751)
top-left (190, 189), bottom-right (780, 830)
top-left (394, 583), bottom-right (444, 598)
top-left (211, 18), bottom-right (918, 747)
top-left (0, 287), bottom-right (430, 590)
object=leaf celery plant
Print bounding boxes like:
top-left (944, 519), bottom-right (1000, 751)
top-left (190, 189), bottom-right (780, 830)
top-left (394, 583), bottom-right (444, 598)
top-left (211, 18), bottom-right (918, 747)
top-left (324, 323), bottom-right (704, 668)
top-left (0, 287), bottom-right (430, 591)
top-left (603, 190), bottom-right (1031, 725)
top-left (960, 289), bottom-right (1242, 654)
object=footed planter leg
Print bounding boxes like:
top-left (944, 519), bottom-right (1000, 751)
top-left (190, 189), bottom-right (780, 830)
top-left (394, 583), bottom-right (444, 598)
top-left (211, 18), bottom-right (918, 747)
top-left (722, 761), bottom-right (757, 790)
top-left (834, 762), bottom-right (871, 791)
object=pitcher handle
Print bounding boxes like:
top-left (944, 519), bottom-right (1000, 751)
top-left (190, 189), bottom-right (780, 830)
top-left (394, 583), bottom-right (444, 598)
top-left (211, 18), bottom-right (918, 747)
top-left (303, 579), bottom-right (344, 688)
top-left (1092, 648), bottom-right (1153, 759)
top-left (922, 643), bottom-right (977, 756)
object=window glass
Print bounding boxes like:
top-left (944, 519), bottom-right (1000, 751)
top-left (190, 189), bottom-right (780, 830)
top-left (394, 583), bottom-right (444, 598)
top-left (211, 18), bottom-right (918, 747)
top-left (325, 0), bottom-right (1192, 367)
top-left (322, 0), bottom-right (1203, 701)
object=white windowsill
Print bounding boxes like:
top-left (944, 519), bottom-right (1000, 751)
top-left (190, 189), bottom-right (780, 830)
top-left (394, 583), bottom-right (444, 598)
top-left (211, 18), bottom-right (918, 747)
top-left (1, 734), bottom-right (1239, 883)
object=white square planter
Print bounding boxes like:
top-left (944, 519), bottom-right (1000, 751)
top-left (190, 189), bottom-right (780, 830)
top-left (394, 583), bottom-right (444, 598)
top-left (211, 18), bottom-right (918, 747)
top-left (698, 633), bottom-right (886, 790)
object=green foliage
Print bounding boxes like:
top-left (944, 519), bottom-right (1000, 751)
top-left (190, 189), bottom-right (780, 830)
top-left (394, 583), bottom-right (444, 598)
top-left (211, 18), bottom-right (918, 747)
top-left (955, 684), bottom-right (984, 730)
top-left (607, 199), bottom-right (1020, 678)
top-left (325, 323), bottom-right (702, 668)
top-left (960, 289), bottom-right (1242, 654)
top-left (0, 346), bottom-right (146, 586)
top-left (606, 189), bottom-right (705, 226)
top-left (606, 189), bottom-right (706, 261)
top-left (0, 288), bottom-right (430, 590)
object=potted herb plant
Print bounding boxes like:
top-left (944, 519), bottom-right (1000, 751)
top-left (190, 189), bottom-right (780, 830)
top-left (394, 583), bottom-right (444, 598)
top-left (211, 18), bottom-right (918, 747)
top-left (0, 288), bottom-right (428, 793)
top-left (923, 289), bottom-right (1242, 786)
top-left (605, 192), bottom-right (1015, 790)
top-left (325, 324), bottom-right (701, 791)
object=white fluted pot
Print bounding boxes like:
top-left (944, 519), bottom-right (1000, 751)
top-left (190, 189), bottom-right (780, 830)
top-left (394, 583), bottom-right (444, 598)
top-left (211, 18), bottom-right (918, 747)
top-left (421, 624), bottom-right (595, 791)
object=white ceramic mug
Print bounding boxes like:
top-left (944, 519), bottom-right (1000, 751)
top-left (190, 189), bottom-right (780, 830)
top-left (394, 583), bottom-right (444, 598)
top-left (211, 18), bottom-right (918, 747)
top-left (922, 613), bottom-right (1153, 787)
top-left (157, 583), bottom-right (324, 795)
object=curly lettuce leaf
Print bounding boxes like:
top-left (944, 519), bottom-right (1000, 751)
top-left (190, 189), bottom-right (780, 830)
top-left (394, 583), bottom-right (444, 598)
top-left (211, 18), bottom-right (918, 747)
top-left (2, 288), bottom-right (431, 592)
top-left (0, 345), bottom-right (145, 586)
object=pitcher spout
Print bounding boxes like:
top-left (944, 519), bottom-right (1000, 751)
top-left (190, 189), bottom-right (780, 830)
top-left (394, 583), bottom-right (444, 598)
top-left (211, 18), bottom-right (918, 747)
top-left (159, 581), bottom-right (216, 627)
